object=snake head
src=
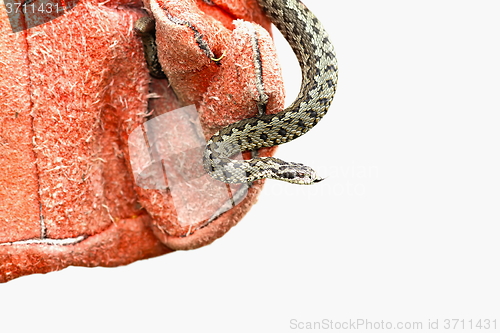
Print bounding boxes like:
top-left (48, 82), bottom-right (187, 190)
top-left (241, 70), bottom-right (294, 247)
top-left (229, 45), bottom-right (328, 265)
top-left (276, 162), bottom-right (324, 185)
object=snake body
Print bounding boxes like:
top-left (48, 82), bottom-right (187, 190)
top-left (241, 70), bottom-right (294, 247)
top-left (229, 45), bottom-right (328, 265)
top-left (203, 0), bottom-right (338, 185)
top-left (134, 17), bottom-right (167, 79)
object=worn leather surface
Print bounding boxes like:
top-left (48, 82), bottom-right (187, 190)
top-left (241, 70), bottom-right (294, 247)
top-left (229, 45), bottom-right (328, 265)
top-left (0, 0), bottom-right (284, 282)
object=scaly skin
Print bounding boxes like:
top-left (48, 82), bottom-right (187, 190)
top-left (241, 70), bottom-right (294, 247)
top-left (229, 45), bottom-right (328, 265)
top-left (203, 0), bottom-right (338, 184)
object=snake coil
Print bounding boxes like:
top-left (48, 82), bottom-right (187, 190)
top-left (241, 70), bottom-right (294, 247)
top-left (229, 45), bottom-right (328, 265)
top-left (203, 0), bottom-right (338, 185)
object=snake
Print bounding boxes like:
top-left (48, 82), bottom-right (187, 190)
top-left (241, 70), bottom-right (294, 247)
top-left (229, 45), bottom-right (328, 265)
top-left (204, 0), bottom-right (338, 185)
top-left (136, 0), bottom-right (338, 185)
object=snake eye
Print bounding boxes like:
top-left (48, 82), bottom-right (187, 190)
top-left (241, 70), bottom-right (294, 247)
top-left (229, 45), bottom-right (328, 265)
top-left (281, 171), bottom-right (296, 179)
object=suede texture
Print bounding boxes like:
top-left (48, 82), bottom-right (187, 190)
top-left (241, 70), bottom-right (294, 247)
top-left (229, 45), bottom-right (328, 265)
top-left (0, 0), bottom-right (284, 282)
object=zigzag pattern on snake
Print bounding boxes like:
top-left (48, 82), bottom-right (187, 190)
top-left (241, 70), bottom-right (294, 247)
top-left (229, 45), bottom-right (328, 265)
top-left (203, 0), bottom-right (338, 185)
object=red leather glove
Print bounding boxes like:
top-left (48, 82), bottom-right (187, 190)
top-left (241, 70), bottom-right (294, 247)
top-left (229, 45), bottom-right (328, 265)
top-left (0, 0), bottom-right (284, 282)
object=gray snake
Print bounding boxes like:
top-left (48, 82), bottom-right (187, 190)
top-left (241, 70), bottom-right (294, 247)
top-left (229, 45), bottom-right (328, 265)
top-left (203, 0), bottom-right (338, 185)
top-left (136, 0), bottom-right (338, 185)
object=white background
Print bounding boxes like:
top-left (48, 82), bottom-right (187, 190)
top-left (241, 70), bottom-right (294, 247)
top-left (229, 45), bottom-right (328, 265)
top-left (1, 1), bottom-right (499, 332)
